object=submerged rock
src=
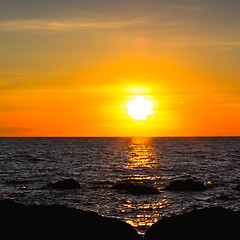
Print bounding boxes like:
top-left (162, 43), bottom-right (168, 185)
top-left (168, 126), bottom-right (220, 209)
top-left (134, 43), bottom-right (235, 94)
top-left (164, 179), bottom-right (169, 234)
top-left (0, 200), bottom-right (142, 240)
top-left (235, 184), bottom-right (240, 191)
top-left (47, 178), bottom-right (81, 190)
top-left (111, 182), bottom-right (159, 195)
top-left (145, 207), bottom-right (240, 239)
top-left (164, 179), bottom-right (212, 192)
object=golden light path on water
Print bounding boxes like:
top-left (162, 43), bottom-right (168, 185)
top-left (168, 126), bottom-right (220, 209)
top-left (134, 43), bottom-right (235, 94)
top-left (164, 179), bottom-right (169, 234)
top-left (120, 137), bottom-right (170, 234)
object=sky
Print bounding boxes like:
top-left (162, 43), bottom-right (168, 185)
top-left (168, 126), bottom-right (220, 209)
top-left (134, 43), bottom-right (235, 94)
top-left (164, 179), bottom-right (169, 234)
top-left (1, 0), bottom-right (240, 136)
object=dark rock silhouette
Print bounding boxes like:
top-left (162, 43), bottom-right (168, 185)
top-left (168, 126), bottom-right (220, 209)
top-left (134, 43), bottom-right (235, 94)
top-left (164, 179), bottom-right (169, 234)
top-left (145, 207), bottom-right (240, 239)
top-left (164, 179), bottom-right (211, 191)
top-left (0, 200), bottom-right (142, 240)
top-left (214, 193), bottom-right (231, 201)
top-left (235, 184), bottom-right (240, 191)
top-left (111, 182), bottom-right (159, 195)
top-left (6, 179), bottom-right (29, 184)
top-left (47, 178), bottom-right (81, 189)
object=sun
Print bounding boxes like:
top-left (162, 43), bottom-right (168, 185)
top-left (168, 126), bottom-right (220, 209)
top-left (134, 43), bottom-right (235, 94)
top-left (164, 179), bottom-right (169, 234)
top-left (126, 96), bottom-right (154, 120)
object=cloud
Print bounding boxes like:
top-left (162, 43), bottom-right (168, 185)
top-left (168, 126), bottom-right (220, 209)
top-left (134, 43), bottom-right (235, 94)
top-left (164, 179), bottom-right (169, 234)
top-left (0, 18), bottom-right (149, 31)
top-left (182, 38), bottom-right (240, 48)
top-left (0, 127), bottom-right (34, 135)
top-left (217, 41), bottom-right (240, 47)
top-left (160, 3), bottom-right (204, 11)
top-left (0, 0), bottom-right (206, 32)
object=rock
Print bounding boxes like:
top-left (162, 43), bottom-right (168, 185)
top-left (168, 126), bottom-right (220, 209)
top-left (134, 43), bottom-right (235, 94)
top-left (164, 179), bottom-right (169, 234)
top-left (214, 194), bottom-right (231, 201)
top-left (0, 200), bottom-right (142, 240)
top-left (164, 179), bottom-right (208, 191)
top-left (235, 184), bottom-right (240, 191)
top-left (145, 207), bottom-right (240, 239)
top-left (6, 179), bottom-right (29, 184)
top-left (111, 182), bottom-right (159, 195)
top-left (47, 178), bottom-right (81, 190)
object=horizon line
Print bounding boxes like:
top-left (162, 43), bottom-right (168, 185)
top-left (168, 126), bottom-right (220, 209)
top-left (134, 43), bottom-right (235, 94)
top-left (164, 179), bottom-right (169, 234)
top-left (0, 136), bottom-right (240, 138)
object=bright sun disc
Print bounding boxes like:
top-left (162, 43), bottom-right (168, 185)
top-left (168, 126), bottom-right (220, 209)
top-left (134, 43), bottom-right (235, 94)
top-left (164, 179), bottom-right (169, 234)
top-left (126, 96), bottom-right (154, 120)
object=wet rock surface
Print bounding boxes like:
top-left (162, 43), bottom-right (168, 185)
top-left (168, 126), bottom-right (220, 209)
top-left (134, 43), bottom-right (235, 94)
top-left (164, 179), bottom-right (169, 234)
top-left (0, 200), bottom-right (142, 240)
top-left (164, 179), bottom-right (212, 191)
top-left (145, 207), bottom-right (240, 239)
top-left (111, 182), bottom-right (159, 195)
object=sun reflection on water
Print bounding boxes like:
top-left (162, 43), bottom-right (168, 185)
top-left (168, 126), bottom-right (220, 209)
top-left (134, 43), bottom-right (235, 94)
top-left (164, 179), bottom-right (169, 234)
top-left (120, 137), bottom-right (170, 235)
top-left (121, 198), bottom-right (170, 235)
top-left (124, 137), bottom-right (157, 170)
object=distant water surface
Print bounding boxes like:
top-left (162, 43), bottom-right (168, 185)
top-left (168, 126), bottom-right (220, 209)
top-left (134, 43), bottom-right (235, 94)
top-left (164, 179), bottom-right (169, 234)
top-left (1, 137), bottom-right (240, 234)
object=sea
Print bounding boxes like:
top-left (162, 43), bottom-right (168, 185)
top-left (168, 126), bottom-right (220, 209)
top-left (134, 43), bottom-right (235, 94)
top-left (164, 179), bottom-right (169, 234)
top-left (1, 137), bottom-right (240, 235)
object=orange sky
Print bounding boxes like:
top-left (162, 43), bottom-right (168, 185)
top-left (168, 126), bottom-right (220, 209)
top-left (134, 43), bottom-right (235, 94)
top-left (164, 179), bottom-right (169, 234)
top-left (1, 0), bottom-right (240, 136)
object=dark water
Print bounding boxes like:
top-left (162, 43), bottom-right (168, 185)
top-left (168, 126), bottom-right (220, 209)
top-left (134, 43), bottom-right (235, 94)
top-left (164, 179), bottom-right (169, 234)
top-left (1, 137), bottom-right (240, 234)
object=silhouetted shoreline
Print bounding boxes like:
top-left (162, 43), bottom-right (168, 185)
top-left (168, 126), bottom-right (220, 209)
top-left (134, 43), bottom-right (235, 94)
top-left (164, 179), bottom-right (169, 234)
top-left (0, 199), bottom-right (141, 240)
top-left (1, 199), bottom-right (240, 239)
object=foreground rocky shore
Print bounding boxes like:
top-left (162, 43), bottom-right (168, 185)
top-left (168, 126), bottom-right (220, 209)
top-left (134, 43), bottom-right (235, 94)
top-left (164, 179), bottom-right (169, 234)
top-left (0, 200), bottom-right (141, 240)
top-left (1, 200), bottom-right (240, 239)
top-left (145, 207), bottom-right (240, 239)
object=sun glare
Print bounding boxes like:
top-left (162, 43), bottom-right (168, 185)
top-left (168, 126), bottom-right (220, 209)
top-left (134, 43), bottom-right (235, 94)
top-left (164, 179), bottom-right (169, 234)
top-left (126, 96), bottom-right (154, 120)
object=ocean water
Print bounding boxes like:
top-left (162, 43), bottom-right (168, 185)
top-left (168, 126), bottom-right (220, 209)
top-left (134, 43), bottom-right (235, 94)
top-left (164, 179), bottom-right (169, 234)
top-left (1, 137), bottom-right (240, 234)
